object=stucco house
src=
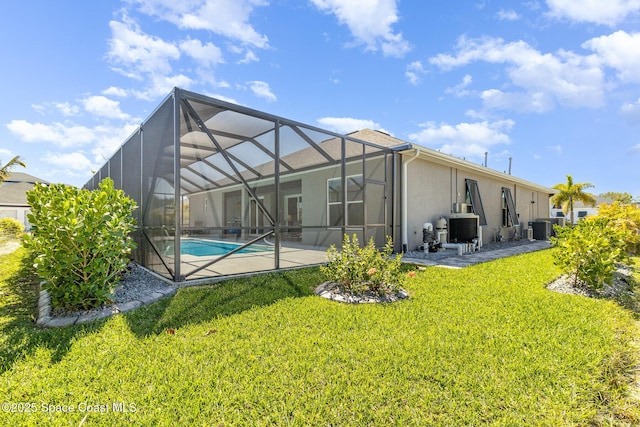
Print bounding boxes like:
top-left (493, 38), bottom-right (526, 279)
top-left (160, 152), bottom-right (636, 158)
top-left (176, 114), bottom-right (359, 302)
top-left (85, 88), bottom-right (554, 282)
top-left (0, 172), bottom-right (46, 230)
top-left (550, 195), bottom-right (616, 225)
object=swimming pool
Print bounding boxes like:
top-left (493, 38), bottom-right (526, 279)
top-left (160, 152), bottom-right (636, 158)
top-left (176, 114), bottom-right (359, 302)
top-left (181, 239), bottom-right (272, 257)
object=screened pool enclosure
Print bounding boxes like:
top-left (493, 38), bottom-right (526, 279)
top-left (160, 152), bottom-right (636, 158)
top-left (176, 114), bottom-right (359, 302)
top-left (85, 88), bottom-right (404, 281)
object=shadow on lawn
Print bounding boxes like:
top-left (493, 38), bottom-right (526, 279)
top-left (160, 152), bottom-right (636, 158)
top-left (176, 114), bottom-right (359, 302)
top-left (124, 267), bottom-right (323, 337)
top-left (0, 248), bottom-right (107, 375)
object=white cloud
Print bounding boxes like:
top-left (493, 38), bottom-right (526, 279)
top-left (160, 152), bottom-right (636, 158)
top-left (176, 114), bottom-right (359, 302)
top-left (547, 144), bottom-right (563, 154)
top-left (405, 61), bottom-right (426, 85)
top-left (107, 16), bottom-right (180, 78)
top-left (102, 86), bottom-right (129, 97)
top-left (53, 102), bottom-right (80, 116)
top-left (0, 148), bottom-right (13, 160)
top-left (317, 117), bottom-right (385, 134)
top-left (408, 119), bottom-right (515, 160)
top-left (310, 0), bottom-right (411, 57)
top-left (6, 119), bottom-right (139, 159)
top-left (131, 74), bottom-right (195, 101)
top-left (430, 36), bottom-right (605, 112)
top-left (237, 50), bottom-right (259, 64)
top-left (582, 31), bottom-right (640, 84)
top-left (90, 123), bottom-right (140, 163)
top-left (630, 143), bottom-right (640, 154)
top-left (481, 89), bottom-right (555, 113)
top-left (247, 81), bottom-right (276, 102)
top-left (179, 38), bottom-right (224, 68)
top-left (6, 120), bottom-right (97, 148)
top-left (546, 0), bottom-right (640, 26)
top-left (130, 0), bottom-right (269, 48)
top-left (41, 152), bottom-right (95, 172)
top-left (464, 109), bottom-right (488, 120)
top-left (32, 102), bottom-right (80, 117)
top-left (446, 74), bottom-right (473, 97)
top-left (497, 9), bottom-right (520, 20)
top-left (82, 96), bottom-right (131, 120)
top-left (28, 122), bottom-right (139, 180)
top-left (621, 98), bottom-right (640, 123)
top-left (524, 1), bottom-right (541, 11)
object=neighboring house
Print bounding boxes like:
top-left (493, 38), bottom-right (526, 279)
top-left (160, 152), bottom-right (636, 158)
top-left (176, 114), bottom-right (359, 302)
top-left (550, 195), bottom-right (613, 225)
top-left (0, 172), bottom-right (47, 230)
top-left (85, 88), bottom-right (555, 282)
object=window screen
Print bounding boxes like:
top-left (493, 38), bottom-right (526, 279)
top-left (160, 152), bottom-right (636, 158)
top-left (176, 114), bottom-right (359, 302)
top-left (465, 179), bottom-right (487, 226)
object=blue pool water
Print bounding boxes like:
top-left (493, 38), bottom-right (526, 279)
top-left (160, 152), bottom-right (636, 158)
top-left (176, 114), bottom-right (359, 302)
top-left (181, 239), bottom-right (271, 257)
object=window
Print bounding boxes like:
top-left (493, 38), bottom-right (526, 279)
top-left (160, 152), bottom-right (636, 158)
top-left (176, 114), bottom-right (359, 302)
top-left (578, 211), bottom-right (588, 218)
top-left (327, 175), bottom-right (364, 226)
top-left (502, 187), bottom-right (519, 227)
top-left (465, 179), bottom-right (487, 226)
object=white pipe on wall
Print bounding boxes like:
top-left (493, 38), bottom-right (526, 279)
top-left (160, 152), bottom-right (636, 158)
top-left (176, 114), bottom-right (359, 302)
top-left (401, 149), bottom-right (421, 252)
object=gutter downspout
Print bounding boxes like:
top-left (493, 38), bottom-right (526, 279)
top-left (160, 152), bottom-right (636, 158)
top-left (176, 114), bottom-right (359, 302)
top-left (401, 149), bottom-right (420, 252)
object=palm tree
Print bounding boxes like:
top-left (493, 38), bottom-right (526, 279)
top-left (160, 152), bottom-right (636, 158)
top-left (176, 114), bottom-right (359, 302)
top-left (551, 174), bottom-right (597, 225)
top-left (0, 156), bottom-right (26, 184)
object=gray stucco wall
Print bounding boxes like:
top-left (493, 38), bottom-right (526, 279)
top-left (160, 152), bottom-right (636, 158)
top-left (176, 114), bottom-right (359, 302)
top-left (405, 158), bottom-right (551, 250)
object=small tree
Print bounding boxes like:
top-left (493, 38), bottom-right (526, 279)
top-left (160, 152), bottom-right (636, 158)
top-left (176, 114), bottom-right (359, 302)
top-left (551, 175), bottom-right (597, 225)
top-left (599, 191), bottom-right (633, 205)
top-left (24, 178), bottom-right (137, 310)
top-left (551, 217), bottom-right (630, 290)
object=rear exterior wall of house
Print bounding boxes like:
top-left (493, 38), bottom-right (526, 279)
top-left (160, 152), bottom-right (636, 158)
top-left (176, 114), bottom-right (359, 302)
top-left (405, 157), bottom-right (551, 251)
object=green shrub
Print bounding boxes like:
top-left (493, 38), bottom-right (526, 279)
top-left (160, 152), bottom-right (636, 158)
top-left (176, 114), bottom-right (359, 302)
top-left (23, 178), bottom-right (137, 310)
top-left (0, 217), bottom-right (24, 239)
top-left (597, 202), bottom-right (640, 255)
top-left (321, 234), bottom-right (404, 295)
top-left (551, 217), bottom-right (630, 290)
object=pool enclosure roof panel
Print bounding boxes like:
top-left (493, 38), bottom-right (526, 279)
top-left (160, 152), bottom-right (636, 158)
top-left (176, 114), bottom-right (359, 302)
top-left (174, 89), bottom-right (407, 195)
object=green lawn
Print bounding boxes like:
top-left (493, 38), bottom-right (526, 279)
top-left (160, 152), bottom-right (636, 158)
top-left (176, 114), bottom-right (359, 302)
top-left (1, 246), bottom-right (639, 426)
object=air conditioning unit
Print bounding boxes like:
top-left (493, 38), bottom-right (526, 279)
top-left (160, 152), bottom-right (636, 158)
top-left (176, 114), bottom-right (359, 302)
top-left (532, 220), bottom-right (551, 240)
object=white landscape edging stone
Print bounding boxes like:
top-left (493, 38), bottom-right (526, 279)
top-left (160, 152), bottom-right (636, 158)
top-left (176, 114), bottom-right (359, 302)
top-left (36, 283), bottom-right (176, 328)
top-left (314, 281), bottom-right (409, 304)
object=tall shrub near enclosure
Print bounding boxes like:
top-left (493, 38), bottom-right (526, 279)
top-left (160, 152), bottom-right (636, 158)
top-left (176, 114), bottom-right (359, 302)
top-left (551, 217), bottom-right (630, 290)
top-left (24, 179), bottom-right (137, 310)
top-left (322, 234), bottom-right (404, 295)
top-left (597, 202), bottom-right (640, 255)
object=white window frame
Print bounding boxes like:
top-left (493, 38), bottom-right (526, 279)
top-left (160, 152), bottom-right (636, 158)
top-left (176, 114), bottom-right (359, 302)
top-left (327, 174), bottom-right (364, 227)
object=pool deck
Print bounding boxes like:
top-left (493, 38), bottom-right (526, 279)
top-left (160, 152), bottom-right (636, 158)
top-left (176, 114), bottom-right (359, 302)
top-left (178, 240), bottom-right (552, 279)
top-left (179, 245), bottom-right (328, 279)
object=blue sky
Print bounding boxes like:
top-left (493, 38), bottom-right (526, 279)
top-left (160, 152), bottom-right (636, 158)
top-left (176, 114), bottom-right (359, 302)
top-left (1, 1), bottom-right (640, 197)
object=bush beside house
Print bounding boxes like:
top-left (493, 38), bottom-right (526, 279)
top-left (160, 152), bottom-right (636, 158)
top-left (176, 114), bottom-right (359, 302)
top-left (0, 217), bottom-right (23, 239)
top-left (24, 179), bottom-right (137, 310)
top-left (321, 234), bottom-right (406, 296)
